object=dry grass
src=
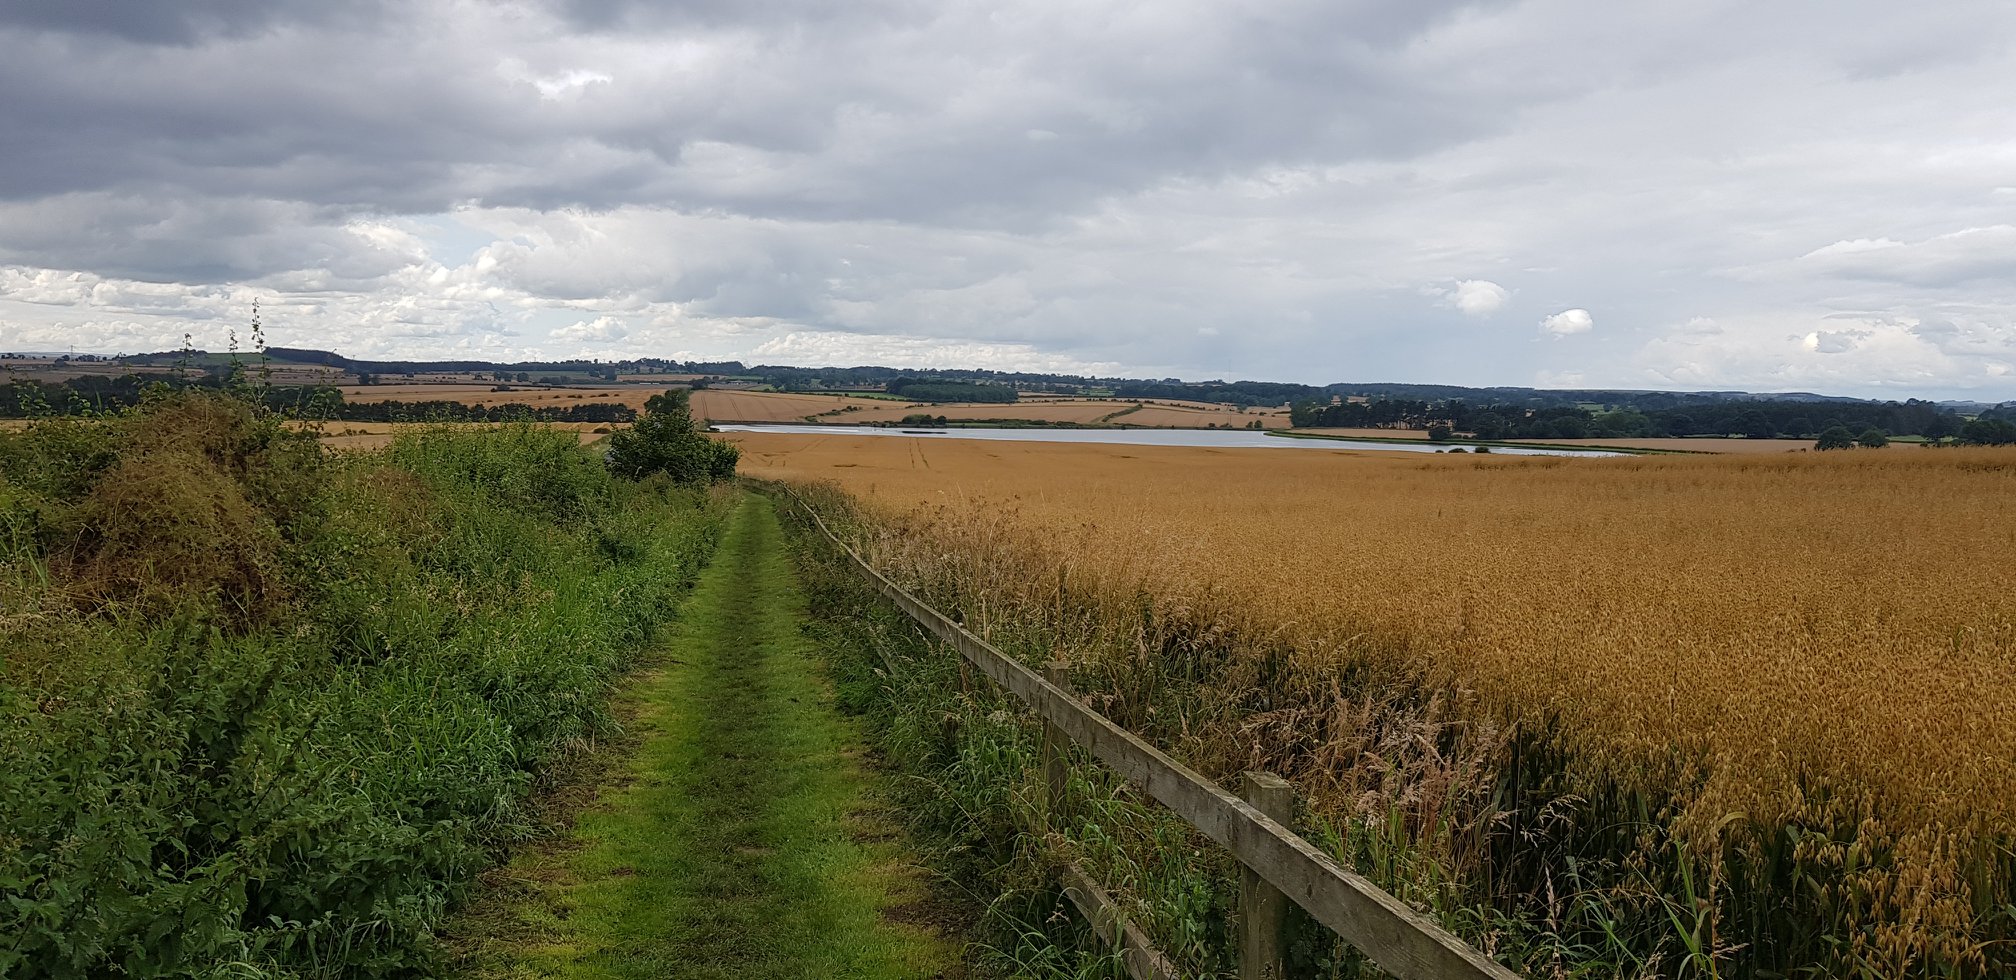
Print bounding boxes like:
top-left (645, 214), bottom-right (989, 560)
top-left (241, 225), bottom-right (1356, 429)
top-left (738, 431), bottom-right (2016, 974)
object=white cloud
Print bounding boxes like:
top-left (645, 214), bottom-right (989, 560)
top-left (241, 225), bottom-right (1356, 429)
top-left (551, 315), bottom-right (630, 342)
top-left (1795, 226), bottom-right (2016, 287)
top-left (1445, 279), bottom-right (1509, 316)
top-left (1540, 308), bottom-right (1593, 337)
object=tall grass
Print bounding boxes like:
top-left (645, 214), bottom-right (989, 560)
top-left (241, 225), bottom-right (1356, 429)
top-left (0, 392), bottom-right (732, 978)
top-left (745, 438), bottom-right (2016, 979)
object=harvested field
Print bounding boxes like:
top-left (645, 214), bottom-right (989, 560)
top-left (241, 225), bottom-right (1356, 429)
top-left (691, 389), bottom-right (863, 422)
top-left (741, 431), bottom-right (2016, 976)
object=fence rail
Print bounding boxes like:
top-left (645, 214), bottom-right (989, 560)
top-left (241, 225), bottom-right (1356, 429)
top-left (785, 490), bottom-right (1520, 980)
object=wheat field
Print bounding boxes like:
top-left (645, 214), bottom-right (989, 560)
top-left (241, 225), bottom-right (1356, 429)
top-left (736, 431), bottom-right (2016, 975)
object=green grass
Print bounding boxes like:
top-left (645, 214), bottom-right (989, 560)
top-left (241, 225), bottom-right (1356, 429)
top-left (1, 396), bottom-right (739, 978)
top-left (450, 493), bottom-right (964, 980)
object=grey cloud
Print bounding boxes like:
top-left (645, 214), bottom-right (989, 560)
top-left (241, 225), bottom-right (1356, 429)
top-left (1, 0), bottom-right (2015, 399)
top-left (0, 0), bottom-right (377, 45)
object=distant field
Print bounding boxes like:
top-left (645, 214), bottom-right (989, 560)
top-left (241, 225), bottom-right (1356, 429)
top-left (691, 389), bottom-right (864, 421)
top-left (819, 397), bottom-right (1284, 427)
top-left (695, 388), bottom-right (1289, 428)
top-left (338, 383), bottom-right (671, 409)
top-left (2, 356), bottom-right (350, 386)
top-left (743, 431), bottom-right (2016, 974)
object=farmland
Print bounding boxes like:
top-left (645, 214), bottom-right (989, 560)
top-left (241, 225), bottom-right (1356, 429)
top-left (739, 430), bottom-right (2016, 977)
top-left (336, 383), bottom-right (671, 410)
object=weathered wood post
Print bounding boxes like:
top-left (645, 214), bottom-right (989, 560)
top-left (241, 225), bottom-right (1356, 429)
top-left (1043, 663), bottom-right (1072, 821)
top-left (1239, 771), bottom-right (1294, 980)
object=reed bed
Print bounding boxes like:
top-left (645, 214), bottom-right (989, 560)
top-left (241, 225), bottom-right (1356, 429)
top-left (742, 433), bottom-right (2016, 977)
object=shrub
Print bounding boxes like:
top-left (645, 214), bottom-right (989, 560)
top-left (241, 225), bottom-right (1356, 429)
top-left (603, 390), bottom-right (739, 483)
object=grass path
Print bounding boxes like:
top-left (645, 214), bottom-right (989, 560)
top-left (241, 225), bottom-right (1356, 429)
top-left (451, 492), bottom-right (964, 979)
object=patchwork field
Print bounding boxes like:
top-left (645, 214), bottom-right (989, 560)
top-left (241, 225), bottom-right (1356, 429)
top-left (738, 430), bottom-right (2016, 976)
top-left (690, 389), bottom-right (867, 421)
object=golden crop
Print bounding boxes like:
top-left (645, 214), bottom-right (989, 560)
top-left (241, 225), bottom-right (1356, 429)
top-left (736, 432), bottom-right (2016, 974)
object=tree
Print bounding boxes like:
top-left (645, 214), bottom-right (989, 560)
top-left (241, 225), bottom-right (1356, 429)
top-left (1815, 426), bottom-right (1856, 450)
top-left (1960, 418), bottom-right (2016, 446)
top-left (604, 390), bottom-right (739, 483)
top-left (1739, 410), bottom-right (1774, 439)
top-left (1426, 424), bottom-right (1453, 441)
top-left (1856, 428), bottom-right (1889, 448)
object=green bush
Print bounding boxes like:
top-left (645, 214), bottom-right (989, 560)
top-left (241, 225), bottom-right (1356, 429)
top-left (603, 391), bottom-right (739, 484)
top-left (0, 394), bottom-right (731, 978)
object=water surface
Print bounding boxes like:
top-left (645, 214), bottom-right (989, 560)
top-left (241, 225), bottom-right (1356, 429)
top-left (714, 424), bottom-right (1627, 458)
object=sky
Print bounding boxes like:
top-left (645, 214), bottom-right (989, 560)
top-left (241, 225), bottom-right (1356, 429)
top-left (0, 0), bottom-right (2012, 399)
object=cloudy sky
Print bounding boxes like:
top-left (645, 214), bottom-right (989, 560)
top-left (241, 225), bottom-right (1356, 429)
top-left (1, 0), bottom-right (2012, 397)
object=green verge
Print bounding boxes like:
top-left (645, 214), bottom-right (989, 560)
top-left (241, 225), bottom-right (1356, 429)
top-left (773, 485), bottom-right (1228, 980)
top-left (0, 394), bottom-right (735, 978)
top-left (448, 493), bottom-right (965, 980)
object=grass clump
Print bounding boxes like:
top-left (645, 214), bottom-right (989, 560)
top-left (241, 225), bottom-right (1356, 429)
top-left (0, 389), bottom-right (735, 978)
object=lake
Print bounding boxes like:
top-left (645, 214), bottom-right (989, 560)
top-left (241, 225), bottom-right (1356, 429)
top-left (712, 424), bottom-right (1628, 457)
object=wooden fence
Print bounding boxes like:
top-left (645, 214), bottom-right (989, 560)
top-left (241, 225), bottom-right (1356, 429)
top-left (785, 491), bottom-right (1521, 980)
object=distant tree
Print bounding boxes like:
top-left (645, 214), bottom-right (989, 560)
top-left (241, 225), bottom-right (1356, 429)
top-left (604, 390), bottom-right (739, 483)
top-left (1785, 416), bottom-right (1815, 438)
top-left (1815, 426), bottom-right (1856, 451)
top-left (515, 372), bottom-right (530, 383)
top-left (1857, 428), bottom-right (1890, 448)
top-left (1426, 424), bottom-right (1453, 441)
top-left (1922, 413), bottom-right (1959, 443)
top-left (1960, 418), bottom-right (2016, 446)
top-left (1739, 410), bottom-right (1774, 439)
top-left (356, 372), bottom-right (378, 385)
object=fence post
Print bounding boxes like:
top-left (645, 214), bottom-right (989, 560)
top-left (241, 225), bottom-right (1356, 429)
top-left (1043, 663), bottom-right (1072, 822)
top-left (1240, 771), bottom-right (1294, 980)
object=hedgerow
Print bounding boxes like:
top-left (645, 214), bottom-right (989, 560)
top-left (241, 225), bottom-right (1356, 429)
top-left (0, 390), bottom-right (733, 978)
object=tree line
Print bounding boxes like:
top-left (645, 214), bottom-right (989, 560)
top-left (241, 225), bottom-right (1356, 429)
top-left (2, 375), bottom-right (636, 423)
top-left (1292, 396), bottom-right (2016, 444)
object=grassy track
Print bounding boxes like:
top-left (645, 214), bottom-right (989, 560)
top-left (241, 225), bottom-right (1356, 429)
top-left (453, 493), bottom-right (964, 979)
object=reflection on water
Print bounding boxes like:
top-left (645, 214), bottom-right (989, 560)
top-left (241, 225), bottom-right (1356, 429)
top-left (712, 424), bottom-right (1627, 458)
